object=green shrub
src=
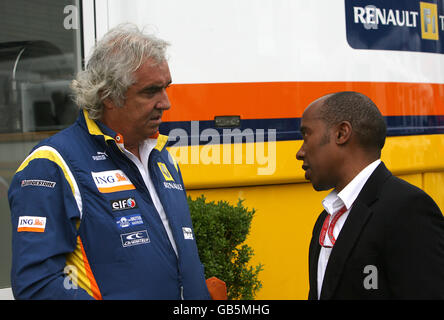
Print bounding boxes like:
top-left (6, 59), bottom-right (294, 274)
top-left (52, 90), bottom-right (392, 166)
top-left (188, 195), bottom-right (263, 300)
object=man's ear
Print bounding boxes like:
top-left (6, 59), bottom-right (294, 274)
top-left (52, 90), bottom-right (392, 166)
top-left (102, 97), bottom-right (115, 110)
top-left (100, 89), bottom-right (116, 110)
top-left (335, 121), bottom-right (352, 145)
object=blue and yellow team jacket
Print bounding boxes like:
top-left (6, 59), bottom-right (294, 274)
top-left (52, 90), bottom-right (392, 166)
top-left (8, 110), bottom-right (210, 300)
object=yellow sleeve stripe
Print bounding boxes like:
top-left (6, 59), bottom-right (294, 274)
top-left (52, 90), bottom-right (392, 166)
top-left (65, 236), bottom-right (102, 300)
top-left (16, 146), bottom-right (83, 218)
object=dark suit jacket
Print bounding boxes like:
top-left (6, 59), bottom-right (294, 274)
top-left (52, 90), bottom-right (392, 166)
top-left (308, 162), bottom-right (444, 299)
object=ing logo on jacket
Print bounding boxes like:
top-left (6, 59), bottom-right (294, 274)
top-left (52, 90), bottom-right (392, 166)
top-left (91, 170), bottom-right (136, 193)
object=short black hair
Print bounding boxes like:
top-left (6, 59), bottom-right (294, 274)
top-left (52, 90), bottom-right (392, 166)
top-left (320, 91), bottom-right (387, 151)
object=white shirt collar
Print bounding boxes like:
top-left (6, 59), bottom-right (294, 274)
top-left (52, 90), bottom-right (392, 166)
top-left (139, 138), bottom-right (158, 162)
top-left (322, 159), bottom-right (381, 215)
top-left (119, 138), bottom-right (157, 163)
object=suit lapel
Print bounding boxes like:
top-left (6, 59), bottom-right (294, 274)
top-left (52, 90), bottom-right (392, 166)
top-left (318, 162), bottom-right (392, 299)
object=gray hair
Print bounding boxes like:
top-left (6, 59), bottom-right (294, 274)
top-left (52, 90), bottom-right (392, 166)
top-left (71, 23), bottom-right (170, 120)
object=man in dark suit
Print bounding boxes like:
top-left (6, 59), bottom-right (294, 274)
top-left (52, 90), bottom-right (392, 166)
top-left (296, 91), bottom-right (444, 299)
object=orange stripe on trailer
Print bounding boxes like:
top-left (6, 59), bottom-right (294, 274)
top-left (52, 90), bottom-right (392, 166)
top-left (78, 237), bottom-right (102, 300)
top-left (164, 81), bottom-right (444, 121)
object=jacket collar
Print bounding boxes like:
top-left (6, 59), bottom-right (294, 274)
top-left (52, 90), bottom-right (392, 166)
top-left (80, 109), bottom-right (115, 143)
top-left (318, 162), bottom-right (392, 299)
top-left (78, 109), bottom-right (169, 152)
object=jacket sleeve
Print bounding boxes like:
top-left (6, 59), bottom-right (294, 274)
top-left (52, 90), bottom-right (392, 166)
top-left (8, 147), bottom-right (93, 300)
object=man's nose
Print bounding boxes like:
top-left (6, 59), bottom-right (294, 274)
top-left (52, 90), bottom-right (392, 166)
top-left (296, 144), bottom-right (305, 161)
top-left (157, 88), bottom-right (171, 110)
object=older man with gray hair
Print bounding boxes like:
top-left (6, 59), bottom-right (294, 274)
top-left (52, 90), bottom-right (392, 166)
top-left (8, 24), bottom-right (212, 299)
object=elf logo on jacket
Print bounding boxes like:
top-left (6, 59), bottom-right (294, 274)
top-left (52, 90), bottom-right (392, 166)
top-left (17, 216), bottom-right (47, 233)
top-left (121, 230), bottom-right (150, 247)
top-left (91, 170), bottom-right (135, 193)
top-left (157, 162), bottom-right (174, 182)
top-left (110, 197), bottom-right (138, 211)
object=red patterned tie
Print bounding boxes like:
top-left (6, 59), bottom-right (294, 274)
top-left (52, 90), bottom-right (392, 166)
top-left (319, 206), bottom-right (348, 248)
